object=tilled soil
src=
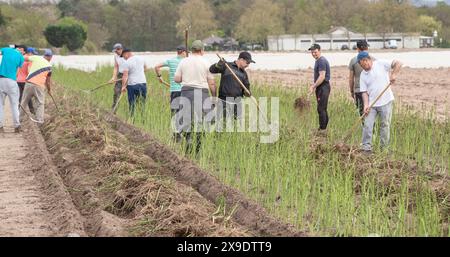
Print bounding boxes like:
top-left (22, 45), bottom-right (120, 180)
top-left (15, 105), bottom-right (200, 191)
top-left (0, 100), bottom-right (85, 236)
top-left (39, 86), bottom-right (305, 237)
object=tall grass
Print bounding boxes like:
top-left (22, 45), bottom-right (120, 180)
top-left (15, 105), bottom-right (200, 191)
top-left (53, 65), bottom-right (449, 236)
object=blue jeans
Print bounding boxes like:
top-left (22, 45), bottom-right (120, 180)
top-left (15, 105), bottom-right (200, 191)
top-left (127, 83), bottom-right (147, 116)
top-left (362, 101), bottom-right (393, 151)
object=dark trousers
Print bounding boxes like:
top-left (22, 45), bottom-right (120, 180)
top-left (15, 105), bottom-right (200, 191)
top-left (315, 82), bottom-right (330, 130)
top-left (170, 91), bottom-right (182, 142)
top-left (170, 91), bottom-right (182, 115)
top-left (220, 97), bottom-right (242, 120)
top-left (354, 92), bottom-right (364, 117)
top-left (177, 86), bottom-right (210, 155)
top-left (18, 82), bottom-right (34, 113)
top-left (112, 73), bottom-right (123, 109)
top-left (127, 83), bottom-right (147, 116)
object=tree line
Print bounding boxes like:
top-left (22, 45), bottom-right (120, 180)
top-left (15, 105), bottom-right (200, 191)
top-left (0, 0), bottom-right (449, 53)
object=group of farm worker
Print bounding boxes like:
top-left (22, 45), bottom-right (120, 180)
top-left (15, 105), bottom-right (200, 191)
top-left (0, 45), bottom-right (53, 133)
top-left (0, 39), bottom-right (402, 156)
top-left (109, 39), bottom-right (402, 155)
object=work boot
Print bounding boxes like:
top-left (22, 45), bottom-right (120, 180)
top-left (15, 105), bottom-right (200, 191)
top-left (316, 129), bottom-right (328, 137)
top-left (172, 133), bottom-right (182, 143)
top-left (357, 148), bottom-right (372, 156)
top-left (14, 126), bottom-right (21, 133)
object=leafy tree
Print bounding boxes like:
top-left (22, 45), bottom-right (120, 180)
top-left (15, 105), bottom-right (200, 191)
top-left (0, 9), bottom-right (6, 27)
top-left (57, 0), bottom-right (79, 18)
top-left (176, 0), bottom-right (218, 40)
top-left (44, 17), bottom-right (87, 52)
top-left (288, 0), bottom-right (332, 34)
top-left (418, 15), bottom-right (442, 37)
top-left (235, 0), bottom-right (284, 47)
top-left (0, 4), bottom-right (56, 47)
top-left (43, 25), bottom-right (65, 47)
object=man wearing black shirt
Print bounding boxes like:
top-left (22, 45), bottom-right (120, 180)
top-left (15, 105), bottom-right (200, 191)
top-left (209, 52), bottom-right (254, 129)
top-left (308, 44), bottom-right (331, 136)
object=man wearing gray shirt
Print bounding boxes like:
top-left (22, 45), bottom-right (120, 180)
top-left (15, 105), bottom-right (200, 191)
top-left (349, 40), bottom-right (369, 117)
top-left (110, 43), bottom-right (127, 110)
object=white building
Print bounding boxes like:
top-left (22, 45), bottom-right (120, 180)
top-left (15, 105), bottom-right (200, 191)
top-left (268, 27), bottom-right (426, 51)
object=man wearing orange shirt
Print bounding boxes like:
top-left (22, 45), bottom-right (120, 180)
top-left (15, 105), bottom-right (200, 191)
top-left (21, 51), bottom-right (52, 124)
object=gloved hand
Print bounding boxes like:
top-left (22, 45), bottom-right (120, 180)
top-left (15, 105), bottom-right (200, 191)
top-left (215, 59), bottom-right (225, 69)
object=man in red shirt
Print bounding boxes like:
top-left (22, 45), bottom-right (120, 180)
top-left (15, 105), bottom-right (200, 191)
top-left (15, 45), bottom-right (34, 113)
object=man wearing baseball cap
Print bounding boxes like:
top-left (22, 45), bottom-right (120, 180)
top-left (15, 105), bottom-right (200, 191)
top-left (348, 40), bottom-right (370, 117)
top-left (26, 47), bottom-right (38, 55)
top-left (154, 45), bottom-right (188, 142)
top-left (209, 51), bottom-right (254, 128)
top-left (308, 43), bottom-right (331, 136)
top-left (174, 40), bottom-right (217, 155)
top-left (43, 49), bottom-right (53, 62)
top-left (21, 48), bottom-right (52, 125)
top-left (15, 45), bottom-right (34, 114)
top-left (358, 51), bottom-right (402, 154)
top-left (120, 48), bottom-right (150, 117)
top-left (0, 45), bottom-right (24, 133)
top-left (109, 43), bottom-right (127, 110)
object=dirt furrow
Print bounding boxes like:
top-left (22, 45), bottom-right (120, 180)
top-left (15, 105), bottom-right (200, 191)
top-left (0, 99), bottom-right (85, 237)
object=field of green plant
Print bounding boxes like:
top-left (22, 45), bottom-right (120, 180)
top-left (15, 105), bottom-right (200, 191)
top-left (53, 66), bottom-right (449, 236)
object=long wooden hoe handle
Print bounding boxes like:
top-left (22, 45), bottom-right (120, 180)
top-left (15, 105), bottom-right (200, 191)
top-left (89, 79), bottom-right (122, 92)
top-left (216, 53), bottom-right (268, 124)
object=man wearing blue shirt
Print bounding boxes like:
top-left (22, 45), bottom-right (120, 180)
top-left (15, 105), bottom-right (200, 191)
top-left (0, 46), bottom-right (24, 133)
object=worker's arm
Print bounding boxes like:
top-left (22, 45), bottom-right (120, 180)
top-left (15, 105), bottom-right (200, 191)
top-left (362, 92), bottom-right (369, 116)
top-left (209, 60), bottom-right (225, 74)
top-left (174, 74), bottom-right (182, 84)
top-left (121, 70), bottom-right (129, 92)
top-left (45, 73), bottom-right (52, 93)
top-left (242, 73), bottom-right (251, 97)
top-left (310, 71), bottom-right (326, 94)
top-left (154, 63), bottom-right (166, 83)
top-left (144, 63), bottom-right (152, 73)
top-left (390, 60), bottom-right (403, 84)
top-left (207, 78), bottom-right (217, 97)
top-left (349, 70), bottom-right (355, 99)
top-left (174, 65), bottom-right (182, 83)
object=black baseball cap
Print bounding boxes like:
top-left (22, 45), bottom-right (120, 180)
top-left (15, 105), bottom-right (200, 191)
top-left (308, 44), bottom-right (321, 51)
top-left (120, 48), bottom-right (131, 57)
top-left (238, 51), bottom-right (255, 63)
top-left (176, 45), bottom-right (187, 52)
top-left (356, 40), bottom-right (369, 49)
top-left (15, 44), bottom-right (27, 50)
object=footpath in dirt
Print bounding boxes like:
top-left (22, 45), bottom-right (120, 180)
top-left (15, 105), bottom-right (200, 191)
top-left (0, 99), bottom-right (85, 236)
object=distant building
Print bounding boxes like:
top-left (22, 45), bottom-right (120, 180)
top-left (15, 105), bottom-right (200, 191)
top-left (202, 36), bottom-right (239, 51)
top-left (268, 27), bottom-right (430, 51)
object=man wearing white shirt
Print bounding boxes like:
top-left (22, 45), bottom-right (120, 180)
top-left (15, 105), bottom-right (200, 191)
top-left (358, 51), bottom-right (402, 153)
top-left (120, 48), bottom-right (149, 117)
